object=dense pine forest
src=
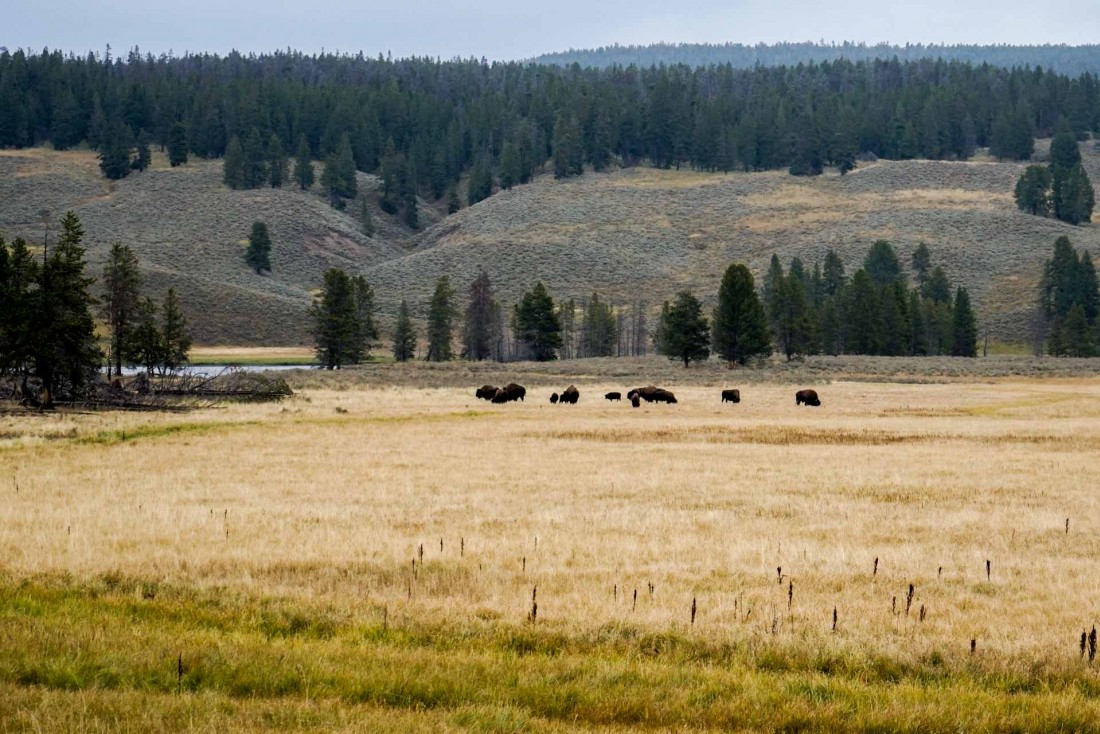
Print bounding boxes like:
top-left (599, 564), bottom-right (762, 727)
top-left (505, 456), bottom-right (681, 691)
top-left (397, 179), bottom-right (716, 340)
top-left (533, 42), bottom-right (1100, 76)
top-left (2, 47), bottom-right (1099, 205)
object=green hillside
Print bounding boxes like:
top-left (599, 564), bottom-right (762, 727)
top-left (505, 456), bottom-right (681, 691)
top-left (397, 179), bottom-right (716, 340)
top-left (1, 144), bottom-right (1098, 346)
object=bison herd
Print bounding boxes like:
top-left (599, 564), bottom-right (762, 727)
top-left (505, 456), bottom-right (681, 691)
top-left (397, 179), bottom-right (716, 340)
top-left (475, 383), bottom-right (823, 408)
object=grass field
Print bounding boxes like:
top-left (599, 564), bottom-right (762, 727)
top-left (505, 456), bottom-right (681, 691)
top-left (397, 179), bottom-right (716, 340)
top-left (4, 368), bottom-right (1100, 731)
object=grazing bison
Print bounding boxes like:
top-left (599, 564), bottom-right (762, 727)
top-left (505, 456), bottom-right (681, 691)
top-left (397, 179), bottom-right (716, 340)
top-left (631, 386), bottom-right (677, 404)
top-left (475, 385), bottom-right (498, 401)
top-left (795, 389), bottom-right (821, 407)
top-left (650, 388), bottom-right (678, 404)
top-left (559, 385), bottom-right (580, 404)
top-left (550, 393), bottom-right (559, 404)
top-left (631, 394), bottom-right (641, 408)
top-left (605, 391), bottom-right (622, 402)
top-left (722, 389), bottom-right (741, 404)
top-left (491, 383), bottom-right (527, 404)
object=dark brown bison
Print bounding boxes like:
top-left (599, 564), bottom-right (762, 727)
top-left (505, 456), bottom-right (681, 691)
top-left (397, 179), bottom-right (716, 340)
top-left (795, 389), bottom-right (821, 407)
top-left (650, 388), bottom-right (677, 404)
top-left (631, 394), bottom-right (641, 408)
top-left (550, 393), bottom-right (559, 404)
top-left (605, 391), bottom-right (622, 402)
top-left (475, 385), bottom-right (498, 401)
top-left (722, 389), bottom-right (741, 404)
top-left (631, 386), bottom-right (676, 404)
top-left (559, 385), bottom-right (580, 404)
top-left (491, 383), bottom-right (527, 404)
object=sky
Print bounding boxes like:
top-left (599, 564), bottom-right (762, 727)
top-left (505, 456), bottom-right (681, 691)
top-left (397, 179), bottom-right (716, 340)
top-left (8, 0), bottom-right (1100, 61)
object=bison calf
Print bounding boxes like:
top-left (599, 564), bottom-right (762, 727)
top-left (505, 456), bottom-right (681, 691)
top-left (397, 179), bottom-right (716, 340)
top-left (795, 389), bottom-right (821, 407)
top-left (605, 391), bottom-right (621, 402)
top-left (550, 393), bottom-right (559, 404)
top-left (721, 389), bottom-right (741, 404)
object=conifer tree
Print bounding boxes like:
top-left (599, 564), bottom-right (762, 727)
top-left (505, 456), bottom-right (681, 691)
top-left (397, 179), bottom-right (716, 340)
top-left (660, 290), bottom-right (710, 367)
top-left (843, 269), bottom-right (882, 354)
top-left (242, 127), bottom-right (267, 189)
top-left (773, 272), bottom-right (817, 360)
top-left (167, 122), bottom-right (189, 166)
top-left (911, 243), bottom-right (933, 290)
top-left (245, 221), bottom-right (272, 273)
top-left (864, 240), bottom-right (905, 288)
top-left (223, 134), bottom-right (245, 189)
top-left (293, 135), bottom-right (314, 190)
top-left (392, 300), bottom-right (417, 362)
top-left (426, 275), bottom-right (457, 361)
top-left (131, 130), bottom-right (151, 172)
top-left (552, 113), bottom-right (584, 179)
top-left (353, 275), bottom-right (379, 354)
top-left (712, 263), bottom-right (771, 366)
top-left (310, 269), bottom-right (361, 369)
top-left (30, 212), bottom-right (102, 404)
top-left (462, 269), bottom-right (496, 361)
top-left (951, 287), bottom-right (978, 357)
top-left (447, 186), bottom-right (461, 214)
top-left (499, 141), bottom-right (521, 189)
top-left (101, 242), bottom-right (141, 377)
top-left (0, 236), bottom-right (36, 380)
top-left (467, 156), bottom-right (494, 205)
top-left (160, 288), bottom-right (191, 372)
top-left (127, 297), bottom-right (161, 375)
top-left (513, 281), bottom-right (562, 361)
top-left (1014, 165), bottom-right (1052, 216)
top-left (267, 134), bottom-right (288, 188)
top-left (98, 119), bottom-right (133, 180)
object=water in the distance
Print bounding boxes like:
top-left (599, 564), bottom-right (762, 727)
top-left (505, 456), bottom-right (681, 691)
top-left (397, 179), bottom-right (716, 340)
top-left (116, 364), bottom-right (311, 378)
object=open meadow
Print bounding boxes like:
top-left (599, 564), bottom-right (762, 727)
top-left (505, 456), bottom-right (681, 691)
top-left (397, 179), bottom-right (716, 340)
top-left (4, 369), bottom-right (1100, 731)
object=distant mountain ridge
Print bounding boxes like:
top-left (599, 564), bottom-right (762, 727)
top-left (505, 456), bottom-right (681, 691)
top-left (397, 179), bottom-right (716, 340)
top-left (532, 42), bottom-right (1100, 76)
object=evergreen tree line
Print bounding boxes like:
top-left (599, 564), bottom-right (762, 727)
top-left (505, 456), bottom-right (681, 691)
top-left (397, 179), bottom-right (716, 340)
top-left (0, 212), bottom-right (191, 407)
top-left (312, 241), bottom-right (980, 369)
top-left (1014, 117), bottom-right (1095, 225)
top-left (1038, 236), bottom-right (1100, 356)
top-left (4, 48), bottom-right (1100, 202)
top-left (533, 42), bottom-right (1100, 78)
top-left (648, 241), bottom-right (979, 368)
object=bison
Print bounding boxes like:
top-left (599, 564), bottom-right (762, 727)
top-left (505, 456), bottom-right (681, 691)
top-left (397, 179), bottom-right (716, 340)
top-left (559, 385), bottom-right (580, 404)
top-left (491, 383), bottom-right (527, 404)
top-left (605, 391), bottom-right (622, 402)
top-left (631, 394), bottom-right (641, 408)
top-left (722, 389), bottom-right (741, 404)
top-left (630, 386), bottom-right (676, 404)
top-left (650, 388), bottom-right (677, 404)
top-left (475, 385), bottom-right (498, 401)
top-left (550, 393), bottom-right (559, 404)
top-left (795, 389), bottom-right (821, 407)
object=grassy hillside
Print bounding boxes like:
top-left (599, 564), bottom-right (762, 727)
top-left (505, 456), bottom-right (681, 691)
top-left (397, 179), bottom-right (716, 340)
top-left (2, 144), bottom-right (1098, 345)
top-left (0, 148), bottom-right (431, 345)
top-left (372, 143), bottom-right (1100, 342)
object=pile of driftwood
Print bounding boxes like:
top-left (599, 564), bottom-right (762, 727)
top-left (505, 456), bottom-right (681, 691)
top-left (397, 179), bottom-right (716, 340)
top-left (79, 368), bottom-right (293, 411)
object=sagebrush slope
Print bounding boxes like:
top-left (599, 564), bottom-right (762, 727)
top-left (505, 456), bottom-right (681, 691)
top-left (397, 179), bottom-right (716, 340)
top-left (2, 145), bottom-right (1097, 345)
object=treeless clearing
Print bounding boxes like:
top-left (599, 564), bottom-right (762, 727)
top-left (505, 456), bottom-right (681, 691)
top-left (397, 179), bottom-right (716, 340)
top-left (3, 376), bottom-right (1100, 730)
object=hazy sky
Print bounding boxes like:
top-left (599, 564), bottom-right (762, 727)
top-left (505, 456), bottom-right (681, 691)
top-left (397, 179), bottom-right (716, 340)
top-left (8, 0), bottom-right (1100, 60)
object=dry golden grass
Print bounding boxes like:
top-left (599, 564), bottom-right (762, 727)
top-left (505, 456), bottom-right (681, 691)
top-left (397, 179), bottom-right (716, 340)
top-left (6, 377), bottom-right (1100, 730)
top-left (3, 379), bottom-right (1099, 651)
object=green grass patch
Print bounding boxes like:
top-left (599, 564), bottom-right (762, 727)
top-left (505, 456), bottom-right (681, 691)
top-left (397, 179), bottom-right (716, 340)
top-left (2, 575), bottom-right (1100, 732)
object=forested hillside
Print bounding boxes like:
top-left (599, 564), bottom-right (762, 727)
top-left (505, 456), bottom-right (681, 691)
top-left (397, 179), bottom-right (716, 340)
top-left (1, 48), bottom-right (1098, 193)
top-left (533, 42), bottom-right (1100, 76)
top-left (2, 48), bottom-right (1099, 347)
